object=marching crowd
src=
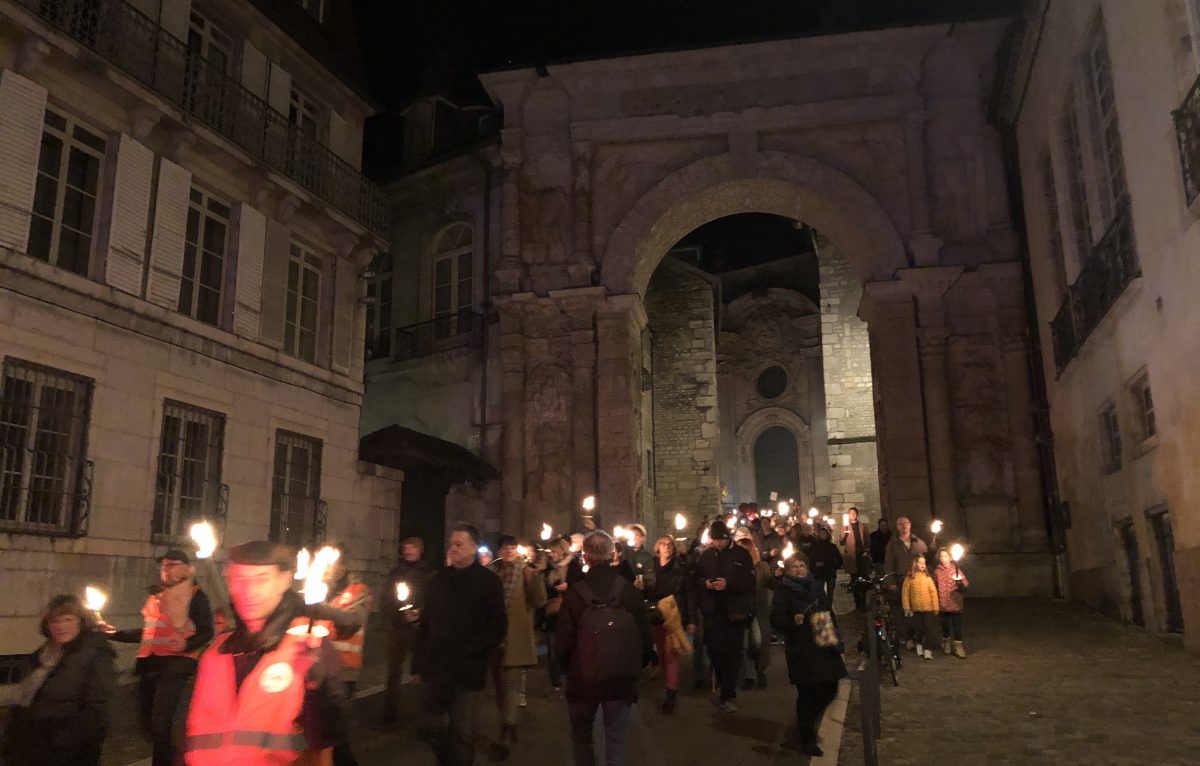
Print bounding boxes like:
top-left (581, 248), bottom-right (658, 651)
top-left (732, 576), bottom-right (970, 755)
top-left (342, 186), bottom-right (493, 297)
top-left (0, 506), bottom-right (971, 766)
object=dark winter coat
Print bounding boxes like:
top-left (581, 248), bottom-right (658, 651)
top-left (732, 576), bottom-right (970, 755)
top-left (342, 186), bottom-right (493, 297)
top-left (2, 631), bottom-right (115, 766)
top-left (413, 561), bottom-right (507, 693)
top-left (770, 576), bottom-right (847, 687)
top-left (691, 543), bottom-right (756, 620)
top-left (554, 565), bottom-right (653, 705)
top-left (807, 539), bottom-right (844, 582)
top-left (648, 556), bottom-right (697, 628)
top-left (869, 528), bottom-right (891, 564)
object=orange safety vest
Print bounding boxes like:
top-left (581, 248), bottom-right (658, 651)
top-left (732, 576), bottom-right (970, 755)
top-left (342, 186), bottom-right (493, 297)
top-left (138, 586), bottom-right (202, 660)
top-left (328, 583), bottom-right (369, 670)
top-left (184, 616), bottom-right (332, 766)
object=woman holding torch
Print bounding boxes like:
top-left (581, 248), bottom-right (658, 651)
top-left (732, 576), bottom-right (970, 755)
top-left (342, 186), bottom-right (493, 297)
top-left (934, 545), bottom-right (971, 658)
top-left (838, 507), bottom-right (872, 611)
top-left (488, 535), bottom-right (548, 750)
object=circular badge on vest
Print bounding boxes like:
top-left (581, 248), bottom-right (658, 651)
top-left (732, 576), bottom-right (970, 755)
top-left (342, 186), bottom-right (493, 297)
top-left (259, 662), bottom-right (294, 694)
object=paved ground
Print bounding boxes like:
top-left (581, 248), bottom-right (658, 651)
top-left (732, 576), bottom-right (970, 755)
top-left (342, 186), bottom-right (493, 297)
top-left (838, 598), bottom-right (1200, 766)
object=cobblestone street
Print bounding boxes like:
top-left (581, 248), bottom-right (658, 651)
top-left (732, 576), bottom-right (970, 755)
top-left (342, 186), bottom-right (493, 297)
top-left (839, 599), bottom-right (1200, 766)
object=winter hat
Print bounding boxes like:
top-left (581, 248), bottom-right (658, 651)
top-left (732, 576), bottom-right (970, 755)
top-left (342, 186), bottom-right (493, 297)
top-left (496, 534), bottom-right (519, 550)
top-left (228, 540), bottom-right (295, 570)
top-left (709, 520), bottom-right (730, 540)
top-left (158, 548), bottom-right (192, 565)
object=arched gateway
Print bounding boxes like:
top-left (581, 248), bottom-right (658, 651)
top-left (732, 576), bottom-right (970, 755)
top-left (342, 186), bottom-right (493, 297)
top-left (464, 20), bottom-right (1054, 594)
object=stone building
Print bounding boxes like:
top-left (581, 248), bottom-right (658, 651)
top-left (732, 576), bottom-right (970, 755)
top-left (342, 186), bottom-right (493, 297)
top-left (1003, 0), bottom-right (1199, 646)
top-left (366, 17), bottom-right (1057, 596)
top-left (0, 0), bottom-right (398, 692)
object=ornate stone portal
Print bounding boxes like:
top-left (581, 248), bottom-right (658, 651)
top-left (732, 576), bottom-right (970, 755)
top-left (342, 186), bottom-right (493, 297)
top-left (464, 20), bottom-right (1054, 595)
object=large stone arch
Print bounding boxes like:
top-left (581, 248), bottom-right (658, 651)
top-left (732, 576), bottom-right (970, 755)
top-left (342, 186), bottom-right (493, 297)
top-left (735, 407), bottom-right (816, 509)
top-left (600, 151), bottom-right (909, 297)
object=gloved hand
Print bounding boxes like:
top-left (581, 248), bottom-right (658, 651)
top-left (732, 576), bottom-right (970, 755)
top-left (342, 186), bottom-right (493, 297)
top-left (903, 609), bottom-right (913, 618)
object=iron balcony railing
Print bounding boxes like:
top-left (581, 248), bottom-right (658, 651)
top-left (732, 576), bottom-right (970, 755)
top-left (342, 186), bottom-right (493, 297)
top-left (394, 310), bottom-right (484, 362)
top-left (1172, 72), bottom-right (1200, 207)
top-left (1049, 199), bottom-right (1139, 374)
top-left (18, 0), bottom-right (391, 239)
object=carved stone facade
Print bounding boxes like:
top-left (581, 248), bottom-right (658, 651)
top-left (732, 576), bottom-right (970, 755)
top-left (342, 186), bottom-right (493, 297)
top-left (371, 19), bottom-right (1056, 595)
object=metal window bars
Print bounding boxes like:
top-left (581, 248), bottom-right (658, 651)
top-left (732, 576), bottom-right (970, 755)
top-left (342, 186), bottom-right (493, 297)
top-left (1173, 72), bottom-right (1200, 207)
top-left (270, 430), bottom-right (324, 548)
top-left (0, 358), bottom-right (94, 536)
top-left (16, 0), bottom-right (391, 240)
top-left (151, 400), bottom-right (227, 540)
top-left (392, 310), bottom-right (484, 362)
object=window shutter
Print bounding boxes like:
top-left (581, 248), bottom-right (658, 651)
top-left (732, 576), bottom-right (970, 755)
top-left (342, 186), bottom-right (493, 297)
top-left (259, 219), bottom-right (290, 349)
top-left (146, 158), bottom-right (191, 309)
top-left (0, 70), bottom-right (48, 252)
top-left (331, 256), bottom-right (358, 374)
top-left (328, 110), bottom-right (354, 165)
top-left (160, 0), bottom-right (191, 42)
top-left (241, 41), bottom-right (268, 100)
top-left (267, 63), bottom-right (291, 116)
top-left (231, 202), bottom-right (266, 338)
top-left (99, 134), bottom-right (154, 295)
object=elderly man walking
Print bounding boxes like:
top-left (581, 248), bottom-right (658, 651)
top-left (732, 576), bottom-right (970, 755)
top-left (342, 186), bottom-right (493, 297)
top-left (555, 531), bottom-right (653, 766)
top-left (883, 516), bottom-right (929, 648)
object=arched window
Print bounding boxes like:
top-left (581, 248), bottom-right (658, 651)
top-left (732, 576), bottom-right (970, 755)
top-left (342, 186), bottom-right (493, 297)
top-left (432, 222), bottom-right (473, 321)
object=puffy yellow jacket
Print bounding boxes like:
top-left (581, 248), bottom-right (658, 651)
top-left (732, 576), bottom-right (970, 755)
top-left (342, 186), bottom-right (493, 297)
top-left (902, 571), bottom-right (940, 613)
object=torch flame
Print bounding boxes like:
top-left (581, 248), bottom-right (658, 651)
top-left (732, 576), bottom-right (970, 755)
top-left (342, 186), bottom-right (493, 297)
top-left (581, 495), bottom-right (596, 512)
top-left (569, 539), bottom-right (581, 553)
top-left (189, 521), bottom-right (218, 560)
top-left (931, 519), bottom-right (944, 535)
top-left (516, 544), bottom-right (531, 559)
top-left (84, 586), bottom-right (107, 612)
top-left (302, 546), bottom-right (339, 606)
top-left (777, 501), bottom-right (789, 516)
top-left (779, 541), bottom-right (795, 568)
top-left (808, 508), bottom-right (819, 518)
top-left (613, 525), bottom-right (625, 541)
top-left (295, 548), bottom-right (311, 581)
top-left (395, 582), bottom-right (409, 602)
top-left (842, 513), bottom-right (850, 527)
top-left (674, 513), bottom-right (687, 531)
top-left (540, 523), bottom-right (553, 541)
top-left (700, 527), bottom-right (711, 545)
top-left (950, 543), bottom-right (965, 562)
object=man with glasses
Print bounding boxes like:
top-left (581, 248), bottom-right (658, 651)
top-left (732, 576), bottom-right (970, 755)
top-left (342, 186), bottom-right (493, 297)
top-left (102, 548), bottom-right (214, 766)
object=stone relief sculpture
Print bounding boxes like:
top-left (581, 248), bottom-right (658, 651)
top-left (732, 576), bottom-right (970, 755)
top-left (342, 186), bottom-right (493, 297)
top-left (526, 364), bottom-right (573, 508)
top-left (948, 335), bottom-right (1011, 499)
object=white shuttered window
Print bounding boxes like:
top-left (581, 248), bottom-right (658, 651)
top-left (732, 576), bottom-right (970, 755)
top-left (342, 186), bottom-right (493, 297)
top-left (0, 71), bottom-right (49, 253)
top-left (231, 202), bottom-right (266, 338)
top-left (146, 157), bottom-right (192, 309)
top-left (99, 134), bottom-right (154, 295)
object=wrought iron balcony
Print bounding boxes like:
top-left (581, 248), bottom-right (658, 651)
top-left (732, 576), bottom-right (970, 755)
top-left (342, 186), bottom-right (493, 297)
top-left (1049, 200), bottom-right (1139, 374)
top-left (17, 0), bottom-right (391, 240)
top-left (1173, 71), bottom-right (1200, 207)
top-left (394, 310), bottom-right (484, 362)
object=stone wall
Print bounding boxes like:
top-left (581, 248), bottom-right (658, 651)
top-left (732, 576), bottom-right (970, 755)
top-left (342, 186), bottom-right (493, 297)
top-left (818, 238), bottom-right (881, 516)
top-left (646, 261), bottom-right (721, 529)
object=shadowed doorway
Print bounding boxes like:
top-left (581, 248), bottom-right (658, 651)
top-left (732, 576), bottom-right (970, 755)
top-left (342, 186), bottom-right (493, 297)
top-left (754, 425), bottom-right (801, 508)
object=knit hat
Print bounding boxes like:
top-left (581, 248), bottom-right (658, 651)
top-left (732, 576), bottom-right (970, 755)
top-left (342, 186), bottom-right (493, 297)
top-left (709, 520), bottom-right (730, 540)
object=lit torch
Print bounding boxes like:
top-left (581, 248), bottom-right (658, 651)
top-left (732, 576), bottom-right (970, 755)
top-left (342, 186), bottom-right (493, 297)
top-left (540, 522), bottom-right (553, 542)
top-left (84, 586), bottom-right (107, 623)
top-left (842, 513), bottom-right (850, 527)
top-left (674, 513), bottom-right (687, 531)
top-left (778, 541), bottom-right (795, 569)
top-left (189, 520), bottom-right (228, 606)
top-left (396, 581), bottom-right (413, 612)
top-left (296, 545), bottom-right (338, 636)
top-left (294, 547), bottom-right (311, 581)
top-left (951, 543), bottom-right (965, 578)
top-left (777, 501), bottom-right (789, 517)
top-left (931, 519), bottom-right (944, 536)
top-left (582, 496), bottom-right (596, 512)
top-left (808, 508), bottom-right (819, 520)
top-left (700, 527), bottom-right (711, 546)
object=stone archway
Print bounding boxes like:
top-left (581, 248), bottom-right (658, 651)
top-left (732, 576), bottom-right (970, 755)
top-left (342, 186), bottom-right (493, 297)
top-left (735, 407), bottom-right (816, 509)
top-left (599, 151), bottom-right (910, 297)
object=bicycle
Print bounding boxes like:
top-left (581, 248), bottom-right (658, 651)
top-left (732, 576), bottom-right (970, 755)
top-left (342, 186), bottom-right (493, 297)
top-left (853, 573), bottom-right (901, 686)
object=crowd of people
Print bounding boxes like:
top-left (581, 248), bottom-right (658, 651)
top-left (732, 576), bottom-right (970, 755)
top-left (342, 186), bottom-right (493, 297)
top-left (0, 505), bottom-right (971, 766)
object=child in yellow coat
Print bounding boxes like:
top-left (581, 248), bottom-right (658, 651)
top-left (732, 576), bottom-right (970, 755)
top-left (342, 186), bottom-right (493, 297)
top-left (902, 556), bottom-right (940, 660)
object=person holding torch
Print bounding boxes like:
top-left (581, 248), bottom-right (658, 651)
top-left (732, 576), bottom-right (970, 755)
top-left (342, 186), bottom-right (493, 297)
top-left (377, 537), bottom-right (436, 729)
top-left (100, 549), bottom-right (213, 766)
top-left (183, 541), bottom-right (349, 765)
top-left (838, 507), bottom-right (871, 611)
top-left (487, 535), bottom-right (548, 752)
top-left (934, 545), bottom-right (971, 658)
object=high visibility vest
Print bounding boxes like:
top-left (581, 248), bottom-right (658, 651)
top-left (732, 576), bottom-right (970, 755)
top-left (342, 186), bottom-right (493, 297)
top-left (137, 586), bottom-right (202, 660)
top-left (184, 616), bottom-right (332, 766)
top-left (328, 583), bottom-right (369, 670)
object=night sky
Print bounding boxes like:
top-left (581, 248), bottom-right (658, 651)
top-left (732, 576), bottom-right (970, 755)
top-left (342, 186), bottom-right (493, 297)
top-left (352, 0), bottom-right (1020, 111)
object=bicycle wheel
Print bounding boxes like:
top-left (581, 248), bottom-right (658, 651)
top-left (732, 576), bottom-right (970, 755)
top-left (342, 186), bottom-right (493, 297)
top-left (881, 627), bottom-right (900, 686)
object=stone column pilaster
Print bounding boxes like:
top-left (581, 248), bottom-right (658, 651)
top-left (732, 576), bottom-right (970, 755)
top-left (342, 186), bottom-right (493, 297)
top-left (495, 295), bottom-right (529, 535)
top-left (496, 131), bottom-right (525, 292)
top-left (570, 139), bottom-right (593, 284)
top-left (594, 294), bottom-right (648, 526)
top-left (904, 110), bottom-right (943, 267)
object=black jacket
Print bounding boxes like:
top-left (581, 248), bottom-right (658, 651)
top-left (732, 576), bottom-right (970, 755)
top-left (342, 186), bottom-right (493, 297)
top-left (380, 558), bottom-right (437, 632)
top-left (691, 543), bottom-right (756, 619)
top-left (770, 576), bottom-right (847, 686)
top-left (554, 566), bottom-right (652, 704)
top-left (413, 561), bottom-right (507, 692)
top-left (648, 556), bottom-right (697, 627)
top-left (218, 590), bottom-right (350, 751)
top-left (869, 529), bottom-right (891, 564)
top-left (807, 540), bottom-right (844, 581)
top-left (2, 631), bottom-right (115, 766)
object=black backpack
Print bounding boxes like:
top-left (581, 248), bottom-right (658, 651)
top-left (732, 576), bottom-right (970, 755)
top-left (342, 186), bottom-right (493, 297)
top-left (573, 579), bottom-right (642, 686)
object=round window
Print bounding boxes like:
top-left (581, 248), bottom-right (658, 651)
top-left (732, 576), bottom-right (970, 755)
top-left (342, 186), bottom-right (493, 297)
top-left (756, 365), bottom-right (788, 399)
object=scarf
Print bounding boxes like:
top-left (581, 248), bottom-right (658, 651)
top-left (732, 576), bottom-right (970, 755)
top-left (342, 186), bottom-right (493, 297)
top-left (14, 642), bottom-right (64, 709)
top-left (781, 574), bottom-right (821, 616)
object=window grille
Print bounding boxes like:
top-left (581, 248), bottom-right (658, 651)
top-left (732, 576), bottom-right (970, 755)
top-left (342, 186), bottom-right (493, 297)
top-left (0, 358), bottom-right (93, 535)
top-left (270, 430), bottom-right (323, 547)
top-left (29, 109), bottom-right (106, 275)
top-left (1131, 376), bottom-right (1156, 441)
top-left (152, 400), bottom-right (226, 540)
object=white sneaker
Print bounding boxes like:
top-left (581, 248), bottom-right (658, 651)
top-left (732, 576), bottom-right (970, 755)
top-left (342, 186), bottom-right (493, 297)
top-left (923, 649), bottom-right (933, 660)
top-left (915, 643), bottom-right (924, 656)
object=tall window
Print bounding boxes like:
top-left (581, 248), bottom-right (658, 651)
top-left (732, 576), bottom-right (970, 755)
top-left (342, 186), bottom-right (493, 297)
top-left (152, 401), bottom-right (225, 539)
top-left (1038, 152), bottom-right (1069, 294)
top-left (179, 188), bottom-right (229, 326)
top-left (29, 109), bottom-right (105, 276)
top-left (285, 243), bottom-right (322, 363)
top-left (289, 87), bottom-right (324, 142)
top-left (1060, 90), bottom-right (1093, 260)
top-left (432, 223), bottom-right (473, 338)
top-left (1130, 374), bottom-right (1156, 442)
top-left (270, 430), bottom-right (322, 547)
top-left (0, 358), bottom-right (93, 535)
top-left (365, 252), bottom-right (393, 359)
top-left (184, 10), bottom-right (233, 125)
top-left (1099, 401), bottom-right (1122, 474)
top-left (1083, 18), bottom-right (1127, 221)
